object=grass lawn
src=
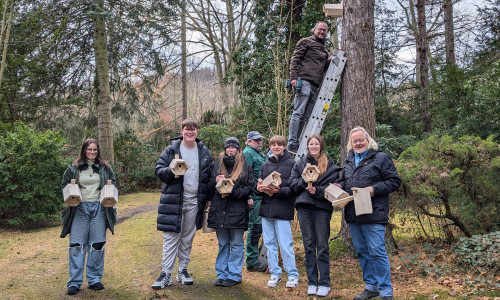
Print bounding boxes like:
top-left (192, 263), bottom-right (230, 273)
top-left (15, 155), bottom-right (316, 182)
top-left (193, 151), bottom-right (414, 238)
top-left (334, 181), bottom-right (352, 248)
top-left (0, 192), bottom-right (498, 299)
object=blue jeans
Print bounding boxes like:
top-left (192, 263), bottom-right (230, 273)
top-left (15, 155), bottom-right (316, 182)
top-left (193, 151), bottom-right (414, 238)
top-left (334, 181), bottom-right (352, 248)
top-left (349, 223), bottom-right (393, 297)
top-left (262, 218), bottom-right (299, 279)
top-left (68, 201), bottom-right (107, 288)
top-left (288, 80), bottom-right (318, 150)
top-left (297, 207), bottom-right (331, 287)
top-left (215, 228), bottom-right (245, 281)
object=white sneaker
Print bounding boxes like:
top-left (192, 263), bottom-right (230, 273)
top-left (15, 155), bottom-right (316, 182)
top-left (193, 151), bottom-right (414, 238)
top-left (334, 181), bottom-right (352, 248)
top-left (267, 275), bottom-right (282, 287)
top-left (152, 272), bottom-right (172, 289)
top-left (285, 277), bottom-right (299, 288)
top-left (317, 286), bottom-right (331, 297)
top-left (176, 269), bottom-right (194, 285)
top-left (307, 285), bottom-right (317, 295)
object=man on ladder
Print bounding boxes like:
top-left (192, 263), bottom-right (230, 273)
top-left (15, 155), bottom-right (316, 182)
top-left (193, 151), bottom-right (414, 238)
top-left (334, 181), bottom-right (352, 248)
top-left (287, 21), bottom-right (333, 155)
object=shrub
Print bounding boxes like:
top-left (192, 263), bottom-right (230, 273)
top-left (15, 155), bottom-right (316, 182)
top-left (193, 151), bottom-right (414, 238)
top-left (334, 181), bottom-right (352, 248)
top-left (397, 135), bottom-right (500, 238)
top-left (198, 124), bottom-right (233, 156)
top-left (114, 128), bottom-right (160, 192)
top-left (0, 121), bottom-right (68, 226)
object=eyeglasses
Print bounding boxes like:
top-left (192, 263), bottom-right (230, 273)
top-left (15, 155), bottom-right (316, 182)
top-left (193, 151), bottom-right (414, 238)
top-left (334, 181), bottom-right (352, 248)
top-left (352, 138), bottom-right (366, 144)
top-left (316, 28), bottom-right (327, 32)
top-left (86, 148), bottom-right (98, 152)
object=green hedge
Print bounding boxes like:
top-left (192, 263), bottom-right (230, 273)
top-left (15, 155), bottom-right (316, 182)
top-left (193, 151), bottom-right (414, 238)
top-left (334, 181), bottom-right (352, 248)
top-left (0, 121), bottom-right (68, 226)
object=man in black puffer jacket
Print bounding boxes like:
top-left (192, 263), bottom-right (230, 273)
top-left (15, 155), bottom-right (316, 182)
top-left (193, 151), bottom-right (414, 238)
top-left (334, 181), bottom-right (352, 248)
top-left (152, 119), bottom-right (213, 290)
top-left (341, 126), bottom-right (401, 300)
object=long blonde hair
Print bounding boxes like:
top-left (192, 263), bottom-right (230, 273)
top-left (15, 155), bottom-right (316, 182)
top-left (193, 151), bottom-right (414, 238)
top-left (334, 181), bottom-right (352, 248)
top-left (307, 134), bottom-right (328, 176)
top-left (218, 151), bottom-right (245, 181)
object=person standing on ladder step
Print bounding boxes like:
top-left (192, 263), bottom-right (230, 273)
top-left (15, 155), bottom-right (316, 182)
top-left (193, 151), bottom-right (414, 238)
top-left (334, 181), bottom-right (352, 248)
top-left (287, 21), bottom-right (333, 154)
top-left (243, 131), bottom-right (268, 272)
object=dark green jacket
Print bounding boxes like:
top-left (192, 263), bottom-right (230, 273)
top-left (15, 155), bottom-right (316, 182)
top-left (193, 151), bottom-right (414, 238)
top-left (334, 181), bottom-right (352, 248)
top-left (60, 164), bottom-right (117, 238)
top-left (242, 146), bottom-right (267, 201)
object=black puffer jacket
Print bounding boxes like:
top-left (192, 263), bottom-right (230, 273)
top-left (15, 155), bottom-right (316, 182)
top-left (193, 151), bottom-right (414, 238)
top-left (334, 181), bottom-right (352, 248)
top-left (289, 154), bottom-right (341, 213)
top-left (155, 136), bottom-right (213, 233)
top-left (341, 149), bottom-right (401, 225)
top-left (207, 156), bottom-right (254, 230)
top-left (258, 150), bottom-right (296, 220)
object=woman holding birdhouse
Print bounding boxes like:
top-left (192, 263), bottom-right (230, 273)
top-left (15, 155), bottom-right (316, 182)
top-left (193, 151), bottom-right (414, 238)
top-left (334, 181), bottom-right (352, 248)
top-left (207, 137), bottom-right (254, 287)
top-left (341, 126), bottom-right (401, 300)
top-left (256, 135), bottom-right (299, 289)
top-left (60, 138), bottom-right (117, 296)
top-left (289, 134), bottom-right (341, 297)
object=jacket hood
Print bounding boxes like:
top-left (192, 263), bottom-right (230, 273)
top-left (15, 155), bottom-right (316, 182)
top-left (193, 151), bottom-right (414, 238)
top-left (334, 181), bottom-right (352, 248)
top-left (268, 149), bottom-right (292, 163)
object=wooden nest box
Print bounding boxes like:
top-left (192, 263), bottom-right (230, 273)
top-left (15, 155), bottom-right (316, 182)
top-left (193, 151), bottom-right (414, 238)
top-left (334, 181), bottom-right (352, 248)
top-left (63, 179), bottom-right (82, 207)
top-left (100, 180), bottom-right (119, 207)
top-left (216, 178), bottom-right (234, 196)
top-left (302, 163), bottom-right (320, 187)
top-left (260, 171), bottom-right (282, 196)
top-left (323, 1), bottom-right (343, 18)
top-left (324, 184), bottom-right (372, 215)
top-left (169, 154), bottom-right (189, 178)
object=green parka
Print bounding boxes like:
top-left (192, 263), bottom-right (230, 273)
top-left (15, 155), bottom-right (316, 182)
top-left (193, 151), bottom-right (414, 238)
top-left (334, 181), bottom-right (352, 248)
top-left (60, 164), bottom-right (117, 238)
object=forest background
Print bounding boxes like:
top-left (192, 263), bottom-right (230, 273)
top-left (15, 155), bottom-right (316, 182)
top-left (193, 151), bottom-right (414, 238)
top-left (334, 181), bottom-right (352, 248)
top-left (0, 0), bottom-right (498, 297)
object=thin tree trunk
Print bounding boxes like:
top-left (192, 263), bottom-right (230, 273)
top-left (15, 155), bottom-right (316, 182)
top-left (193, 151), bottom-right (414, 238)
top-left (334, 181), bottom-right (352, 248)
top-left (93, 0), bottom-right (114, 162)
top-left (0, 0), bottom-right (13, 88)
top-left (442, 0), bottom-right (455, 65)
top-left (181, 0), bottom-right (187, 119)
top-left (417, 0), bottom-right (431, 132)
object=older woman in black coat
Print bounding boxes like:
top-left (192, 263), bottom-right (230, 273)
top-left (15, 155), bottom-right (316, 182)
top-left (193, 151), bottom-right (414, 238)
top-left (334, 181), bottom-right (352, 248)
top-left (341, 126), bottom-right (401, 300)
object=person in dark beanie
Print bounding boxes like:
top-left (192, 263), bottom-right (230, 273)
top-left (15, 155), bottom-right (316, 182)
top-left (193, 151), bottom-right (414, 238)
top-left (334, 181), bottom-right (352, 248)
top-left (208, 137), bottom-right (254, 287)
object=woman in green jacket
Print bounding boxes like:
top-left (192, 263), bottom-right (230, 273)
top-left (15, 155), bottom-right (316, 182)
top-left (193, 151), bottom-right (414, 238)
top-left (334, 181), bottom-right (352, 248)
top-left (61, 139), bottom-right (116, 296)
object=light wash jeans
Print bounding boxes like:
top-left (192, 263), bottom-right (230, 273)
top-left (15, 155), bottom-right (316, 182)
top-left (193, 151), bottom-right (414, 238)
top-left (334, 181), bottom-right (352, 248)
top-left (215, 228), bottom-right (245, 282)
top-left (262, 217), bottom-right (299, 279)
top-left (68, 201), bottom-right (107, 288)
top-left (287, 80), bottom-right (319, 151)
top-left (297, 207), bottom-right (331, 287)
top-left (161, 204), bottom-right (198, 274)
top-left (349, 223), bottom-right (393, 297)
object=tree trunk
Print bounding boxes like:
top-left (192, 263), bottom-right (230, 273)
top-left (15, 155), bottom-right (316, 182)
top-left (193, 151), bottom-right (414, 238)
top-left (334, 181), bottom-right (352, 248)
top-left (442, 0), bottom-right (455, 65)
top-left (417, 0), bottom-right (431, 132)
top-left (181, 0), bottom-right (187, 119)
top-left (340, 0), bottom-right (376, 247)
top-left (93, 0), bottom-right (114, 162)
top-left (0, 0), bottom-right (14, 88)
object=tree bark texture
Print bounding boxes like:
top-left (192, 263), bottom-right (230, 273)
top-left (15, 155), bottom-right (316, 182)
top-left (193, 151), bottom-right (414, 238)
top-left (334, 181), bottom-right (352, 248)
top-left (181, 0), bottom-right (187, 120)
top-left (442, 0), bottom-right (455, 65)
top-left (417, 0), bottom-right (431, 132)
top-left (93, 0), bottom-right (114, 162)
top-left (340, 0), bottom-right (376, 163)
top-left (339, 0), bottom-right (376, 246)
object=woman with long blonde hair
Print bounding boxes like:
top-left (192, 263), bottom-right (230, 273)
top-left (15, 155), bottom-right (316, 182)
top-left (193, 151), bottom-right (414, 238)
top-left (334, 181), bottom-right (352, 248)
top-left (289, 134), bottom-right (341, 297)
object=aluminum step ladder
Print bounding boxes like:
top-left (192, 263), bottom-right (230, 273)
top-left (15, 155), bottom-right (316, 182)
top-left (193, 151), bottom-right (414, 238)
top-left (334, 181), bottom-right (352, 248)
top-left (294, 49), bottom-right (346, 161)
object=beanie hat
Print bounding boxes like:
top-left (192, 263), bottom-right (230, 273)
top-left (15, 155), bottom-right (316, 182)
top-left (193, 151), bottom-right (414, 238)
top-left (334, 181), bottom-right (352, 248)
top-left (224, 137), bottom-right (240, 150)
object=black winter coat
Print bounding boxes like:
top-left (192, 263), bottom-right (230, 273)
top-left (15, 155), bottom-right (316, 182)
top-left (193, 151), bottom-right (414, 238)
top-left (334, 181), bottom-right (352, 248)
top-left (341, 149), bottom-right (401, 225)
top-left (258, 150), bottom-right (296, 220)
top-left (155, 136), bottom-right (213, 233)
top-left (289, 154), bottom-right (342, 213)
top-left (207, 157), bottom-right (254, 230)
